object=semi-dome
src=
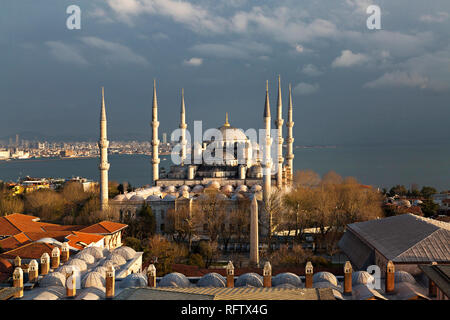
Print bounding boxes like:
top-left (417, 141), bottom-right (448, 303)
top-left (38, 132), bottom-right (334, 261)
top-left (197, 273), bottom-right (226, 287)
top-left (235, 273), bottom-right (263, 287)
top-left (114, 194), bottom-right (127, 201)
top-left (313, 272), bottom-right (338, 287)
top-left (40, 272), bottom-right (66, 287)
top-left (76, 252), bottom-right (95, 265)
top-left (221, 185), bottom-right (234, 193)
top-left (105, 253), bottom-right (127, 266)
top-left (159, 272), bottom-right (191, 287)
top-left (272, 272), bottom-right (302, 288)
top-left (82, 271), bottom-right (106, 289)
top-left (119, 273), bottom-right (148, 288)
top-left (352, 271), bottom-right (374, 286)
top-left (395, 271), bottom-right (416, 284)
top-left (81, 246), bottom-right (106, 259)
top-left (66, 258), bottom-right (88, 271)
top-left (113, 246), bottom-right (136, 261)
top-left (192, 185), bottom-right (204, 193)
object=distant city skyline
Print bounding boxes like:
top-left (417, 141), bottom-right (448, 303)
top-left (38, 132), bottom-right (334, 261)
top-left (1, 0), bottom-right (449, 146)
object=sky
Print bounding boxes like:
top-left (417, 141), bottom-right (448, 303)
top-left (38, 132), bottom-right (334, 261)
top-left (1, 0), bottom-right (449, 146)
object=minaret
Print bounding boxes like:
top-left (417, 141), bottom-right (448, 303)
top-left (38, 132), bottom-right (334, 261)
top-left (250, 195), bottom-right (259, 266)
top-left (286, 83), bottom-right (295, 184)
top-left (99, 87), bottom-right (110, 211)
top-left (151, 80), bottom-right (160, 184)
top-left (263, 80), bottom-right (272, 203)
top-left (275, 75), bottom-right (284, 188)
top-left (179, 88), bottom-right (187, 165)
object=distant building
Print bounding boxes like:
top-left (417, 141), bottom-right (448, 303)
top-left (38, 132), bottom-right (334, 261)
top-left (0, 149), bottom-right (10, 160)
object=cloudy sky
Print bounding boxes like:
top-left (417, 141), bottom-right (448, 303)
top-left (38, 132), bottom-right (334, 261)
top-left (1, 0), bottom-right (449, 146)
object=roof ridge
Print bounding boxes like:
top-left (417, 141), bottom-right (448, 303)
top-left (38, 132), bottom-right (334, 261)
top-left (410, 214), bottom-right (450, 230)
top-left (393, 228), bottom-right (443, 260)
top-left (1, 216), bottom-right (21, 234)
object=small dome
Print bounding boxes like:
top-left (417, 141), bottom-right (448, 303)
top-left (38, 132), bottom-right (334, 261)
top-left (313, 272), bottom-right (338, 287)
top-left (221, 185), bottom-right (234, 193)
top-left (146, 195), bottom-right (161, 201)
top-left (114, 194), bottom-right (127, 201)
top-left (130, 195), bottom-right (145, 201)
top-left (113, 246), bottom-right (136, 261)
top-left (82, 271), bottom-right (106, 289)
top-left (105, 253), bottom-right (127, 266)
top-left (216, 193), bottom-right (228, 200)
top-left (251, 184), bottom-right (262, 192)
top-left (125, 192), bottom-right (136, 199)
top-left (164, 186), bottom-right (177, 193)
top-left (179, 185), bottom-right (191, 192)
top-left (40, 272), bottom-right (66, 287)
top-left (395, 271), bottom-right (416, 284)
top-left (192, 185), bottom-right (204, 193)
top-left (235, 273), bottom-right (263, 287)
top-left (231, 193), bottom-right (246, 200)
top-left (57, 265), bottom-right (78, 276)
top-left (206, 181), bottom-right (220, 189)
top-left (29, 287), bottom-right (65, 300)
top-left (197, 273), bottom-right (226, 287)
top-left (76, 252), bottom-right (95, 265)
top-left (119, 273), bottom-right (148, 288)
top-left (272, 272), bottom-right (302, 288)
top-left (77, 287), bottom-right (105, 300)
top-left (93, 266), bottom-right (108, 277)
top-left (159, 272), bottom-right (191, 287)
top-left (81, 246), bottom-right (106, 259)
top-left (66, 258), bottom-right (88, 271)
top-left (163, 194), bottom-right (177, 201)
top-left (352, 271), bottom-right (374, 286)
top-left (235, 185), bottom-right (248, 192)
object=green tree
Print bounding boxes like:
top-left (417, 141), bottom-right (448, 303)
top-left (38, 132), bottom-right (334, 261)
top-left (421, 186), bottom-right (437, 199)
top-left (420, 199), bottom-right (439, 217)
top-left (389, 185), bottom-right (408, 196)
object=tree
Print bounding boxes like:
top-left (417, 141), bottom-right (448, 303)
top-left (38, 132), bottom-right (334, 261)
top-left (389, 185), bottom-right (408, 197)
top-left (123, 204), bottom-right (156, 240)
top-left (421, 186), bottom-right (437, 199)
top-left (420, 199), bottom-right (439, 217)
top-left (165, 200), bottom-right (200, 251)
top-left (0, 196), bottom-right (24, 216)
top-left (24, 189), bottom-right (65, 221)
top-left (145, 235), bottom-right (188, 275)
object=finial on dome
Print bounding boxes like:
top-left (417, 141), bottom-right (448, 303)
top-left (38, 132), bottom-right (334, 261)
top-left (224, 112), bottom-right (230, 127)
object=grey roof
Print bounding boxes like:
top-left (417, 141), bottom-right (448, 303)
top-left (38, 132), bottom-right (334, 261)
top-left (341, 214), bottom-right (450, 264)
top-left (338, 229), bottom-right (374, 269)
top-left (419, 264), bottom-right (450, 298)
top-left (352, 284), bottom-right (387, 300)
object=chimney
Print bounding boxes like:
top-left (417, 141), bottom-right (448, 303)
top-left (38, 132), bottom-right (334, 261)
top-left (385, 261), bottom-right (395, 294)
top-left (28, 260), bottom-right (39, 283)
top-left (343, 261), bottom-right (352, 295)
top-left (263, 261), bottom-right (272, 288)
top-left (61, 242), bottom-right (70, 263)
top-left (14, 256), bottom-right (21, 268)
top-left (40, 253), bottom-right (50, 275)
top-left (226, 261), bottom-right (234, 288)
top-left (51, 247), bottom-right (60, 269)
top-left (66, 271), bottom-right (76, 298)
top-left (428, 262), bottom-right (438, 298)
top-left (105, 263), bottom-right (115, 299)
top-left (147, 264), bottom-right (156, 287)
top-left (13, 267), bottom-right (23, 299)
top-left (305, 261), bottom-right (313, 288)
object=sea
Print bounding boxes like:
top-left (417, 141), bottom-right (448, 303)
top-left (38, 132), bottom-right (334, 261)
top-left (0, 145), bottom-right (449, 191)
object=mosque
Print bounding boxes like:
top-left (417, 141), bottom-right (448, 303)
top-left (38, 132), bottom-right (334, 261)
top-left (101, 77), bottom-right (295, 236)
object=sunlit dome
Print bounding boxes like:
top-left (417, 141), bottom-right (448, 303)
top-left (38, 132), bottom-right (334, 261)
top-left (179, 185), bottom-right (191, 192)
top-left (57, 265), bottom-right (77, 276)
top-left (159, 272), bottom-right (191, 288)
top-left (130, 195), bottom-right (145, 201)
top-left (251, 184), bottom-right (262, 192)
top-left (93, 266), bottom-right (108, 278)
top-left (272, 272), bottom-right (302, 288)
top-left (192, 185), bottom-right (204, 193)
top-left (197, 273), bottom-right (226, 287)
top-left (221, 185), bottom-right (234, 193)
top-left (163, 194), bottom-right (177, 201)
top-left (81, 246), bottom-right (106, 259)
top-left (146, 195), bottom-right (161, 201)
top-left (119, 273), bottom-right (148, 288)
top-left (113, 246), bottom-right (136, 261)
top-left (313, 272), bottom-right (338, 287)
top-left (27, 286), bottom-right (65, 300)
top-left (235, 273), bottom-right (263, 287)
top-left (105, 253), bottom-right (127, 266)
top-left (164, 186), bottom-right (177, 193)
top-left (206, 181), bottom-right (220, 189)
top-left (125, 192), bottom-right (136, 199)
top-left (395, 271), bottom-right (416, 284)
top-left (82, 271), bottom-right (106, 289)
top-left (76, 252), bottom-right (95, 265)
top-left (40, 272), bottom-right (66, 288)
top-left (235, 185), bottom-right (248, 192)
top-left (66, 258), bottom-right (88, 271)
top-left (352, 271), bottom-right (374, 286)
top-left (114, 194), bottom-right (127, 201)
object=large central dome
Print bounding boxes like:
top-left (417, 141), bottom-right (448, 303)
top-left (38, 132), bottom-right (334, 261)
top-left (216, 113), bottom-right (250, 143)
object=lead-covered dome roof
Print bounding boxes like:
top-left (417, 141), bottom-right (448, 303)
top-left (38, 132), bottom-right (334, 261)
top-left (313, 272), bottom-right (338, 287)
top-left (119, 273), bottom-right (148, 288)
top-left (235, 273), bottom-right (263, 287)
top-left (197, 273), bottom-right (226, 287)
top-left (159, 272), bottom-right (191, 287)
top-left (272, 272), bottom-right (302, 288)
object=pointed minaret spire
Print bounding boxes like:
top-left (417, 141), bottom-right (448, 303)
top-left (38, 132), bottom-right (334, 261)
top-left (263, 80), bottom-right (272, 203)
top-left (99, 87), bottom-right (110, 211)
top-left (151, 79), bottom-right (160, 184)
top-left (286, 83), bottom-right (295, 185)
top-left (275, 75), bottom-right (284, 188)
top-left (179, 88), bottom-right (187, 166)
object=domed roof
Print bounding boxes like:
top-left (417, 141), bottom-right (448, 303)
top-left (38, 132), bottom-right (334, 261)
top-left (82, 271), bottom-right (106, 289)
top-left (216, 193), bottom-right (228, 200)
top-left (217, 125), bottom-right (249, 142)
top-left (164, 186), bottom-right (177, 193)
top-left (76, 252), bottom-right (95, 265)
top-left (272, 272), bottom-right (302, 288)
top-left (105, 253), bottom-right (127, 266)
top-left (274, 283), bottom-right (298, 289)
top-left (192, 185), bottom-right (204, 193)
top-left (352, 271), bottom-right (374, 286)
top-left (395, 271), bottom-right (416, 284)
top-left (57, 265), bottom-right (78, 276)
top-left (163, 194), bottom-right (177, 201)
top-left (119, 273), bottom-right (148, 288)
top-left (130, 195), bottom-right (145, 201)
top-left (125, 192), bottom-right (136, 199)
top-left (76, 287), bottom-right (105, 300)
top-left (113, 246), bottom-right (136, 261)
top-left (93, 266), bottom-right (108, 277)
top-left (66, 258), bottom-right (88, 271)
top-left (206, 181), bottom-right (220, 189)
top-left (159, 272), bottom-right (191, 287)
top-left (28, 286), bottom-right (65, 300)
top-left (235, 185), bottom-right (248, 192)
top-left (221, 185), bottom-right (234, 193)
top-left (235, 273), bottom-right (263, 287)
top-left (231, 193), bottom-right (246, 200)
top-left (146, 195), bottom-right (161, 201)
top-left (81, 246), bottom-right (106, 259)
top-left (251, 184), bottom-right (262, 192)
top-left (313, 272), bottom-right (338, 287)
top-left (197, 273), bottom-right (226, 287)
top-left (40, 272), bottom-right (66, 287)
top-left (114, 194), bottom-right (127, 201)
top-left (179, 185), bottom-right (191, 192)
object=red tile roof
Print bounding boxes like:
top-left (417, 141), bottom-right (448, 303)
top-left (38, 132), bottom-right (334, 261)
top-left (0, 242), bottom-right (55, 260)
top-left (0, 213), bottom-right (64, 235)
top-left (79, 221), bottom-right (127, 234)
top-left (65, 232), bottom-right (104, 250)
